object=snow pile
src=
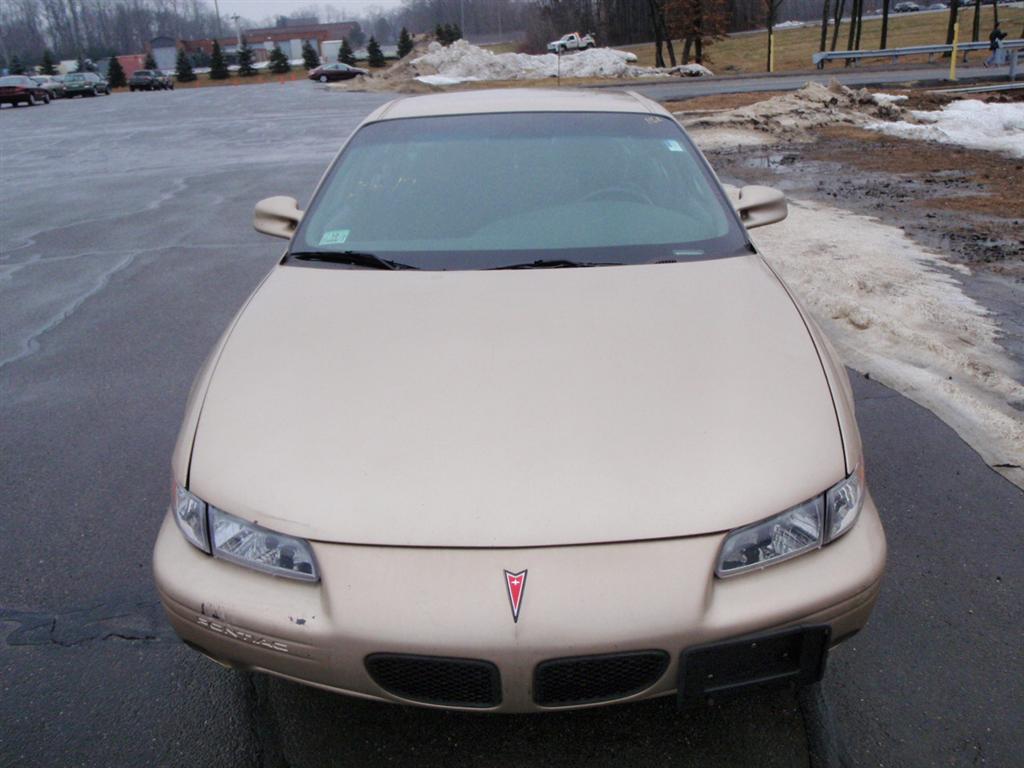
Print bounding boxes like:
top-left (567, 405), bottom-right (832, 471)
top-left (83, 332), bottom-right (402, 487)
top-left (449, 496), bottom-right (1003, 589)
top-left (870, 91), bottom-right (909, 107)
top-left (678, 81), bottom-right (907, 146)
top-left (774, 20), bottom-right (806, 29)
top-left (752, 199), bottom-right (1024, 487)
top-left (410, 40), bottom-right (711, 83)
top-left (664, 63), bottom-right (715, 77)
top-left (867, 100), bottom-right (1024, 158)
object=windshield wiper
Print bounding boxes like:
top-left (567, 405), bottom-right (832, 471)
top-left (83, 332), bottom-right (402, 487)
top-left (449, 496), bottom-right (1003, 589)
top-left (493, 258), bottom-right (622, 270)
top-left (288, 250), bottom-right (418, 270)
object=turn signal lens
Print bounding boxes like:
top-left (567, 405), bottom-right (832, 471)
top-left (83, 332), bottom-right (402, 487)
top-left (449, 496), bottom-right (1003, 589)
top-left (174, 485), bottom-right (210, 553)
top-left (826, 464), bottom-right (865, 543)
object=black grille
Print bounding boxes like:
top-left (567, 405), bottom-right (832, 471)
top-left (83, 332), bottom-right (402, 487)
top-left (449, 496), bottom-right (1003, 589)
top-left (365, 653), bottom-right (501, 708)
top-left (534, 650), bottom-right (669, 706)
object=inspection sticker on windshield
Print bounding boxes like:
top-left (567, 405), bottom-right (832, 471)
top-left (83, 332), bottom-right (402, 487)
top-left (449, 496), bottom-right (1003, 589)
top-left (664, 140), bottom-right (684, 152)
top-left (319, 229), bottom-right (350, 246)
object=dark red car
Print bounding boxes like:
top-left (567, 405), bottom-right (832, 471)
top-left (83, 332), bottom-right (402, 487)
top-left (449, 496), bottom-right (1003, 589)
top-left (308, 63), bottom-right (368, 82)
top-left (0, 75), bottom-right (51, 107)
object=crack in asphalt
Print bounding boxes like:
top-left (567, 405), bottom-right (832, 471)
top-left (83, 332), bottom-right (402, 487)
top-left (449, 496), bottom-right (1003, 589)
top-left (243, 672), bottom-right (291, 768)
top-left (0, 592), bottom-right (176, 647)
top-left (798, 682), bottom-right (850, 768)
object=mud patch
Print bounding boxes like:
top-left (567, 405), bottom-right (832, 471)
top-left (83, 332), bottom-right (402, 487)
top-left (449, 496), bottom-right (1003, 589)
top-left (677, 81), bottom-right (908, 147)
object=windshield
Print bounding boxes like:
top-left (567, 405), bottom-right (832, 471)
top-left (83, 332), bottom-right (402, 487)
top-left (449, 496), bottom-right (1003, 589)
top-left (292, 112), bottom-right (747, 270)
top-left (65, 74), bottom-right (85, 81)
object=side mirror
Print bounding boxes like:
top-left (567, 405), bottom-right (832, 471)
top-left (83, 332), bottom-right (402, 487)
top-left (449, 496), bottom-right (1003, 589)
top-left (254, 196), bottom-right (303, 240)
top-left (726, 185), bottom-right (788, 229)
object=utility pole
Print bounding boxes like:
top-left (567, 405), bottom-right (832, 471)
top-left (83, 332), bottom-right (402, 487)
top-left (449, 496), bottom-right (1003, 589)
top-left (213, 0), bottom-right (223, 37)
top-left (232, 13), bottom-right (241, 47)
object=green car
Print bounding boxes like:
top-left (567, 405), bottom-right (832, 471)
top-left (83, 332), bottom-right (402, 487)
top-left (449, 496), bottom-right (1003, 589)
top-left (64, 71), bottom-right (111, 97)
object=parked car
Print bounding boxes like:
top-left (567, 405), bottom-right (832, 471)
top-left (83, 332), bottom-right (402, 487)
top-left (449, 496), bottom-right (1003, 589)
top-left (29, 75), bottom-right (66, 98)
top-left (927, 1), bottom-right (947, 8)
top-left (129, 69), bottom-right (174, 90)
top-left (63, 71), bottom-right (110, 97)
top-left (154, 89), bottom-right (886, 713)
top-left (547, 32), bottom-right (597, 52)
top-left (308, 62), bottom-right (369, 82)
top-left (0, 75), bottom-right (51, 107)
top-left (893, 1), bottom-right (920, 10)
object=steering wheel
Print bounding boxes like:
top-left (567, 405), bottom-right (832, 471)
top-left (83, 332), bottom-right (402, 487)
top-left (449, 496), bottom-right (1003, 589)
top-left (580, 185), bottom-right (654, 206)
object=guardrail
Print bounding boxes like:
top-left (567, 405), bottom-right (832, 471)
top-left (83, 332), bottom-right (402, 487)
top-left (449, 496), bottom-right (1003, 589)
top-left (813, 39), bottom-right (1024, 68)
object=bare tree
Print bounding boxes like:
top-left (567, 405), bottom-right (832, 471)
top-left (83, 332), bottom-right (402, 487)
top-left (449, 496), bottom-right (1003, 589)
top-left (765, 0), bottom-right (784, 70)
top-left (819, 0), bottom-right (830, 52)
top-left (879, 0), bottom-right (890, 49)
top-left (830, 0), bottom-right (845, 50)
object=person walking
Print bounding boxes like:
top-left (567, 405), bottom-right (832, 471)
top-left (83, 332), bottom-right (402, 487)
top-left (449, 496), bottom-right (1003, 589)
top-left (984, 22), bottom-right (1007, 68)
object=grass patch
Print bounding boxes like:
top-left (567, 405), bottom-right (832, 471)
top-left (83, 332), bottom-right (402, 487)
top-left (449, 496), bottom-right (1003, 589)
top-left (480, 41), bottom-right (520, 54)
top-left (621, 6), bottom-right (1023, 74)
top-left (170, 68), bottom-right (311, 88)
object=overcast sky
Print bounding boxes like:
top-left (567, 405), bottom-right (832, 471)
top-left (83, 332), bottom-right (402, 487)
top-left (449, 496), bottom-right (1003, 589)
top-left (214, 0), bottom-right (403, 24)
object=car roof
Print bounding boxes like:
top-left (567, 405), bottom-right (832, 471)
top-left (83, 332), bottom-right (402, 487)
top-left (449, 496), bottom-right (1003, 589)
top-left (369, 88), bottom-right (669, 122)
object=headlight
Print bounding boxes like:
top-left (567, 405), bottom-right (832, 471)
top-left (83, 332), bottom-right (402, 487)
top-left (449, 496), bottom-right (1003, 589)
top-left (174, 485), bottom-right (210, 553)
top-left (716, 465), bottom-right (866, 578)
top-left (171, 484), bottom-right (318, 581)
top-left (716, 496), bottom-right (824, 577)
top-left (209, 506), bottom-right (318, 582)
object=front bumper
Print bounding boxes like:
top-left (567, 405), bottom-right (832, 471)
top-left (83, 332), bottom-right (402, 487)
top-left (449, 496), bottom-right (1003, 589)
top-left (154, 495), bottom-right (885, 712)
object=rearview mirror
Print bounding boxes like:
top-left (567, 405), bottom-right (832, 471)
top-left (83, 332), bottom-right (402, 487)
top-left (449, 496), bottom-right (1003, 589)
top-left (726, 185), bottom-right (788, 230)
top-left (254, 196), bottom-right (303, 240)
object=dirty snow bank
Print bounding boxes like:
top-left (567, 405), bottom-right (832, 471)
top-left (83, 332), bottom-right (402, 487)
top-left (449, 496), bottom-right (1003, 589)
top-left (867, 100), bottom-right (1024, 158)
top-left (410, 40), bottom-right (712, 83)
top-left (679, 81), bottom-right (906, 147)
top-left (753, 199), bottom-right (1024, 487)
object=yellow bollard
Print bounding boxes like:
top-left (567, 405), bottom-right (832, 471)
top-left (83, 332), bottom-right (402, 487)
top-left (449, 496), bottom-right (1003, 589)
top-left (950, 21), bottom-right (959, 81)
top-left (769, 31), bottom-right (776, 73)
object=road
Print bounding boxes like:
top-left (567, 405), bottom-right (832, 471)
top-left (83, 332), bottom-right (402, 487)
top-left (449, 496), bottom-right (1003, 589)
top-left (628, 63), bottom-right (1008, 101)
top-left (1, 83), bottom-right (1021, 767)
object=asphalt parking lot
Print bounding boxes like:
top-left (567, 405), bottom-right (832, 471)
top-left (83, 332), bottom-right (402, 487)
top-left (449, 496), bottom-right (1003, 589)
top-left (1, 83), bottom-right (1021, 767)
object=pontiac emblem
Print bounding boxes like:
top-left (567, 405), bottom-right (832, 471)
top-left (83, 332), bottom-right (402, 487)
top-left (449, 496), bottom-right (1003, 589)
top-left (504, 569), bottom-right (527, 623)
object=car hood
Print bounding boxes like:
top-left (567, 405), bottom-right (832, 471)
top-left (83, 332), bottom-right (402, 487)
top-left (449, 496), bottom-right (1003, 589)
top-left (189, 257), bottom-right (845, 547)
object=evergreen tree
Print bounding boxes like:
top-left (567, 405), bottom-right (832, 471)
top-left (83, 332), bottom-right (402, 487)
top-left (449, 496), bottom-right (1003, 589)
top-left (301, 40), bottom-right (320, 70)
top-left (435, 24), bottom-right (446, 44)
top-left (269, 44), bottom-right (291, 74)
top-left (443, 24), bottom-right (455, 44)
top-left (209, 40), bottom-right (229, 79)
top-left (338, 37), bottom-right (356, 65)
top-left (397, 27), bottom-right (414, 58)
top-left (75, 55), bottom-right (87, 73)
top-left (107, 55), bottom-right (127, 87)
top-left (175, 47), bottom-right (196, 81)
top-left (10, 55), bottom-right (26, 75)
top-left (40, 50), bottom-right (57, 75)
top-left (144, 51), bottom-right (158, 69)
top-left (237, 37), bottom-right (256, 76)
top-left (367, 36), bottom-right (386, 68)
top-left (451, 23), bottom-right (463, 42)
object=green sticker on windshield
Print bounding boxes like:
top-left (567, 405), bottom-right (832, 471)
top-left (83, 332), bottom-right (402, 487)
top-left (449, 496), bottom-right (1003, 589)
top-left (319, 229), bottom-right (350, 246)
top-left (664, 140), bottom-right (683, 152)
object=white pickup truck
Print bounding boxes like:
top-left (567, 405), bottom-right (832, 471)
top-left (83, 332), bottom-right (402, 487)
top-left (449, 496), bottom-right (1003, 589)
top-left (547, 32), bottom-right (596, 53)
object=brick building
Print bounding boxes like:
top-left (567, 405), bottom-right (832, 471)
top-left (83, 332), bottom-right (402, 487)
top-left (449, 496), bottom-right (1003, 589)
top-left (179, 21), bottom-right (362, 62)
